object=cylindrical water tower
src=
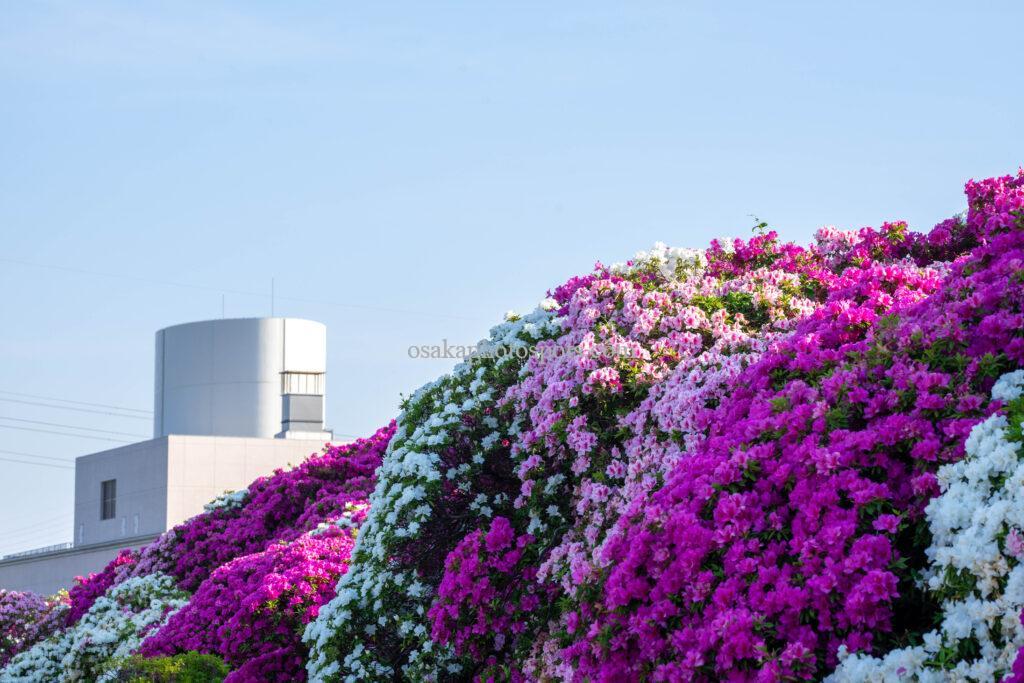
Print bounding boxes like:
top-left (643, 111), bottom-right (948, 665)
top-left (154, 318), bottom-right (328, 439)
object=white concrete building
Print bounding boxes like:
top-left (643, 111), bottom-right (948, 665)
top-left (0, 318), bottom-right (334, 595)
top-left (156, 317), bottom-right (330, 440)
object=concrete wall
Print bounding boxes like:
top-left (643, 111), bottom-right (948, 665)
top-left (74, 435), bottom-right (329, 545)
top-left (165, 435), bottom-right (327, 527)
top-left (154, 318), bottom-right (327, 439)
top-left (3, 434), bottom-right (330, 594)
top-left (74, 439), bottom-right (169, 547)
top-left (0, 535), bottom-right (158, 595)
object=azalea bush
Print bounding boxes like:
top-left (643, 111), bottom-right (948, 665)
top-left (164, 425), bottom-right (391, 591)
top-left (65, 549), bottom-right (138, 627)
top-left (1, 573), bottom-right (188, 682)
top-left (305, 170), bottom-right (1024, 681)
top-left (305, 309), bottom-right (563, 680)
top-left (830, 371), bottom-right (1024, 681)
top-left (0, 590), bottom-right (68, 667)
top-left (141, 529), bottom-right (359, 682)
top-left (0, 426), bottom-right (393, 681)
top-left (555, 173), bottom-right (1024, 681)
top-left (101, 652), bottom-right (229, 682)
top-left (423, 236), bottom-right (832, 679)
top-left (5, 170), bottom-right (1024, 682)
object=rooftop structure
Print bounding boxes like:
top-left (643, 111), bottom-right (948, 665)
top-left (0, 317), bottom-right (335, 595)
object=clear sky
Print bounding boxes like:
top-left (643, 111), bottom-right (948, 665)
top-left (1, 1), bottom-right (1022, 556)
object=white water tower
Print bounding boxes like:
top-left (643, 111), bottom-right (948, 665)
top-left (154, 318), bottom-right (329, 439)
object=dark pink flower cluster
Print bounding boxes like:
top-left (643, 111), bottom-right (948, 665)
top-left (429, 516), bottom-right (553, 678)
top-left (427, 229), bottom-right (845, 676)
top-left (14, 172), bottom-right (1024, 681)
top-left (1009, 614), bottom-right (1024, 683)
top-left (65, 548), bottom-right (138, 626)
top-left (562, 172), bottom-right (1024, 679)
top-left (418, 171), bottom-right (1024, 681)
top-left (141, 531), bottom-right (355, 682)
top-left (0, 590), bottom-right (68, 666)
top-left (547, 270), bottom-right (611, 307)
top-left (170, 423), bottom-right (392, 590)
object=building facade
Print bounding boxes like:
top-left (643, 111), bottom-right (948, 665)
top-left (0, 318), bottom-right (333, 595)
top-left (155, 317), bottom-right (329, 440)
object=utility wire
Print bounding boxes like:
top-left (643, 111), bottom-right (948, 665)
top-left (0, 542), bottom-right (71, 561)
top-left (0, 389), bottom-right (151, 415)
top-left (0, 257), bottom-right (481, 322)
top-left (0, 397), bottom-right (152, 420)
top-left (0, 455), bottom-right (74, 470)
top-left (0, 529), bottom-right (72, 550)
top-left (0, 424), bottom-right (134, 443)
top-left (0, 534), bottom-right (74, 558)
top-left (0, 416), bottom-right (147, 438)
top-left (0, 512), bottom-right (77, 541)
top-left (1, 520), bottom-right (73, 540)
top-left (0, 448), bottom-right (77, 464)
top-left (0, 539), bottom-right (73, 558)
top-left (0, 512), bottom-right (75, 536)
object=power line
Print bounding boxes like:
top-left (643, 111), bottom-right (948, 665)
top-left (0, 416), bottom-right (147, 438)
top-left (0, 397), bottom-right (152, 420)
top-left (0, 536), bottom-right (72, 557)
top-left (0, 538), bottom-right (74, 558)
top-left (0, 389), bottom-right (151, 415)
top-left (0, 524), bottom-right (74, 550)
top-left (0, 455), bottom-right (73, 470)
top-left (0, 514), bottom-right (75, 556)
top-left (0, 257), bottom-right (481, 322)
top-left (0, 512), bottom-right (75, 535)
top-left (0, 424), bottom-right (134, 443)
top-left (0, 448), bottom-right (77, 464)
top-left (0, 528), bottom-right (73, 549)
top-left (1, 520), bottom-right (73, 540)
top-left (0, 512), bottom-right (77, 541)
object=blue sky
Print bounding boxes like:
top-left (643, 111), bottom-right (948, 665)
top-left (1, 1), bottom-right (1022, 555)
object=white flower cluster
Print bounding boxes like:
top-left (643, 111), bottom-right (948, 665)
top-left (0, 573), bottom-right (188, 683)
top-left (712, 235), bottom-right (738, 253)
top-left (304, 309), bottom-right (558, 682)
top-left (202, 487), bottom-right (249, 513)
top-left (611, 242), bottom-right (707, 281)
top-left (828, 371), bottom-right (1024, 682)
top-left (310, 501), bottom-right (371, 535)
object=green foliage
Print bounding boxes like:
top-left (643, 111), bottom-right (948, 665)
top-left (1004, 395), bottom-right (1024, 445)
top-left (749, 215), bottom-right (770, 235)
top-left (926, 636), bottom-right (982, 671)
top-left (931, 565), bottom-right (979, 604)
top-left (103, 652), bottom-right (229, 683)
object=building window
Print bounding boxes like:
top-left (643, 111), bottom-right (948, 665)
top-left (281, 371), bottom-right (324, 396)
top-left (100, 479), bottom-right (116, 520)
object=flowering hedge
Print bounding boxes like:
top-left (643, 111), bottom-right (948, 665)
top-left (0, 590), bottom-right (67, 667)
top-left (304, 170), bottom-right (1024, 681)
top-left (4, 171), bottom-right (1024, 682)
top-left (1, 573), bottom-right (188, 682)
top-left (830, 371), bottom-right (1024, 681)
top-left (305, 309), bottom-right (563, 680)
top-left (141, 530), bottom-right (358, 682)
top-left (164, 425), bottom-right (391, 591)
top-left (554, 174), bottom-right (1024, 681)
top-left (0, 427), bottom-right (392, 681)
top-left (100, 652), bottom-right (230, 682)
top-left (65, 549), bottom-right (138, 627)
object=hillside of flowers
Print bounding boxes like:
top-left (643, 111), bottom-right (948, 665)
top-left (3, 170), bottom-right (1024, 681)
top-left (0, 425), bottom-right (393, 682)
